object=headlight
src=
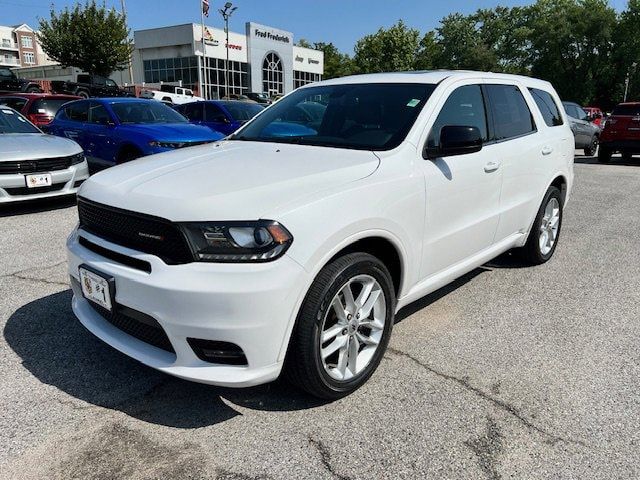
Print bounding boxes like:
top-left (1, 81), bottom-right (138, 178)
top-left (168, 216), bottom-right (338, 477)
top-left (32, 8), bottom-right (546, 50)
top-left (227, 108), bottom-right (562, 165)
top-left (70, 152), bottom-right (85, 165)
top-left (181, 221), bottom-right (293, 262)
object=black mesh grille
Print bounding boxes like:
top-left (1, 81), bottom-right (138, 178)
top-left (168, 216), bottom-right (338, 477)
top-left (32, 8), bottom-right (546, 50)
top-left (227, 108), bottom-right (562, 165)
top-left (77, 198), bottom-right (193, 264)
top-left (88, 302), bottom-right (175, 353)
top-left (4, 182), bottom-right (66, 196)
top-left (0, 155), bottom-right (73, 174)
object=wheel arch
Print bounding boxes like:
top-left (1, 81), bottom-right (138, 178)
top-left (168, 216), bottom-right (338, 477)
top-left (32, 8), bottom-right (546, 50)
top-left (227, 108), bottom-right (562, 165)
top-left (116, 142), bottom-right (143, 164)
top-left (549, 174), bottom-right (568, 206)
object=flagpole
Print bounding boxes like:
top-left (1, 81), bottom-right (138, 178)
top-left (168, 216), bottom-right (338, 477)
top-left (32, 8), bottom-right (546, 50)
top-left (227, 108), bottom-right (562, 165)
top-left (200, 2), bottom-right (208, 99)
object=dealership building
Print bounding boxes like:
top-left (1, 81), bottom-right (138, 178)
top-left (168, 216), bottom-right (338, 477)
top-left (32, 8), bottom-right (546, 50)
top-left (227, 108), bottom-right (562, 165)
top-left (131, 22), bottom-right (324, 99)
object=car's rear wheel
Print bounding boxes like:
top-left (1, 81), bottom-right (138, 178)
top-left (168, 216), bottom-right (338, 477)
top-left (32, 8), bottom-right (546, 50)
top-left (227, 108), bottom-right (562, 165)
top-left (25, 86), bottom-right (41, 93)
top-left (622, 152), bottom-right (633, 161)
top-left (76, 90), bottom-right (90, 99)
top-left (598, 146), bottom-right (612, 163)
top-left (285, 252), bottom-right (395, 399)
top-left (584, 136), bottom-right (598, 156)
top-left (518, 186), bottom-right (563, 265)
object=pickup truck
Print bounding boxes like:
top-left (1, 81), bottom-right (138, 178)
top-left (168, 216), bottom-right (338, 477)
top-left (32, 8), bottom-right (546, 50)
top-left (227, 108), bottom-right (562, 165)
top-left (139, 85), bottom-right (204, 104)
top-left (0, 67), bottom-right (42, 94)
top-left (51, 74), bottom-right (130, 98)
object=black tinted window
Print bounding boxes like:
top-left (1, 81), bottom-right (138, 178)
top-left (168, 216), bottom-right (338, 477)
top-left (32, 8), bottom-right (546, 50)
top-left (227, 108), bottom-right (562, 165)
top-left (486, 85), bottom-right (536, 140)
top-left (612, 104), bottom-right (640, 116)
top-left (29, 98), bottom-right (72, 116)
top-left (183, 102), bottom-right (204, 121)
top-left (89, 102), bottom-right (111, 124)
top-left (204, 103), bottom-right (226, 122)
top-left (218, 101), bottom-right (264, 121)
top-left (529, 88), bottom-right (563, 127)
top-left (65, 102), bottom-right (89, 122)
top-left (429, 85), bottom-right (487, 148)
top-left (0, 97), bottom-right (27, 111)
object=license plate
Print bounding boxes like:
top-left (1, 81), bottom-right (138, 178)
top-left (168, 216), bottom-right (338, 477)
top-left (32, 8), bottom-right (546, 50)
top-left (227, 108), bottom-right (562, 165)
top-left (25, 173), bottom-right (52, 188)
top-left (79, 267), bottom-right (113, 311)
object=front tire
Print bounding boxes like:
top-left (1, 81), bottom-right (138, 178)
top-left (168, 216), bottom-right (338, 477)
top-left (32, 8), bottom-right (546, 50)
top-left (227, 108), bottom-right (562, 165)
top-left (285, 253), bottom-right (395, 399)
top-left (519, 186), bottom-right (563, 265)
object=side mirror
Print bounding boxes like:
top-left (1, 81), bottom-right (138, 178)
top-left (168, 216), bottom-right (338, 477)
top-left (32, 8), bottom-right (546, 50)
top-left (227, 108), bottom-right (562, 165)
top-left (424, 125), bottom-right (483, 159)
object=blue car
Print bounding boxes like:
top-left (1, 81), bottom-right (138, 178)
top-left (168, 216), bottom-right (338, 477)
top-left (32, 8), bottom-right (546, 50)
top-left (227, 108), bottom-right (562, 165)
top-left (48, 98), bottom-right (223, 169)
top-left (174, 100), bottom-right (264, 136)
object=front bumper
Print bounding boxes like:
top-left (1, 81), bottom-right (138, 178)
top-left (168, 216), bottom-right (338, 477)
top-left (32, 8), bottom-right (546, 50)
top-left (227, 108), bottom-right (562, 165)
top-left (0, 162), bottom-right (89, 203)
top-left (67, 228), bottom-right (310, 387)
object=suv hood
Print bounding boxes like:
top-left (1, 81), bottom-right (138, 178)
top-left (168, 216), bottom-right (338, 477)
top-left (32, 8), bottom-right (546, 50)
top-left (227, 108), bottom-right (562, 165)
top-left (81, 140), bottom-right (380, 221)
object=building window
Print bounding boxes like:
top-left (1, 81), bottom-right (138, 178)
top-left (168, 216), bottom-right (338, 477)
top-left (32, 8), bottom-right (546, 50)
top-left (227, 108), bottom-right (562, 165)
top-left (20, 36), bottom-right (33, 49)
top-left (2, 38), bottom-right (12, 48)
top-left (23, 52), bottom-right (35, 64)
top-left (262, 52), bottom-right (283, 96)
top-left (142, 55), bottom-right (249, 99)
top-left (294, 70), bottom-right (322, 89)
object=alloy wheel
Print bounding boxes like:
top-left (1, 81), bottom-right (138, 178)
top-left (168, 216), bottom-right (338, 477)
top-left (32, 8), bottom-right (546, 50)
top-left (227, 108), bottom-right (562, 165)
top-left (319, 275), bottom-right (386, 381)
top-left (539, 197), bottom-right (560, 255)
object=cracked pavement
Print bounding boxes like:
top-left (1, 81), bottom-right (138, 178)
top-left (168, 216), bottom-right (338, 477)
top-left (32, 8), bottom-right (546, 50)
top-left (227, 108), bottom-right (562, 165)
top-left (1, 155), bottom-right (639, 479)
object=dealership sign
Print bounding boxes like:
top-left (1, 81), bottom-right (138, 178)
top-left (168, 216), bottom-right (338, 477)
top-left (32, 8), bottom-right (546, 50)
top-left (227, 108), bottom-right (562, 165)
top-left (254, 28), bottom-right (290, 44)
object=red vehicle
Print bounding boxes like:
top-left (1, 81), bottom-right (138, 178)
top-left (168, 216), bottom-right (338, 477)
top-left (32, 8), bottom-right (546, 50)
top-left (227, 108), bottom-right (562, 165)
top-left (0, 93), bottom-right (80, 127)
top-left (598, 102), bottom-right (640, 163)
top-left (584, 106), bottom-right (604, 126)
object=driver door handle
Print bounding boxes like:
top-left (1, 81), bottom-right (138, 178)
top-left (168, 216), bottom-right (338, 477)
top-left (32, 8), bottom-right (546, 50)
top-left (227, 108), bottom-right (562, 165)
top-left (542, 146), bottom-right (554, 156)
top-left (484, 161), bottom-right (501, 173)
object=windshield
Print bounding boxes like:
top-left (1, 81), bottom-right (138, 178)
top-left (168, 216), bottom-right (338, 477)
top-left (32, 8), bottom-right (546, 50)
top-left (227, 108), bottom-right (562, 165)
top-left (0, 108), bottom-right (40, 133)
top-left (110, 101), bottom-right (188, 124)
top-left (220, 101), bottom-right (264, 121)
top-left (29, 98), bottom-right (74, 116)
top-left (612, 104), bottom-right (640, 116)
top-left (233, 83), bottom-right (437, 150)
top-left (0, 97), bottom-right (27, 111)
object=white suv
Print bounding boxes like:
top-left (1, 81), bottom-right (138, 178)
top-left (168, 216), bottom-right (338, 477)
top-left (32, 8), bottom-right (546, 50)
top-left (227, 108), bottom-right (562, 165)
top-left (67, 71), bottom-right (574, 399)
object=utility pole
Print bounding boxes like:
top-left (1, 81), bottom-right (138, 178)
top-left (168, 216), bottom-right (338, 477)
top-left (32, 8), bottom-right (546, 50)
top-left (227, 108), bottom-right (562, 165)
top-left (219, 2), bottom-right (237, 99)
top-left (120, 0), bottom-right (134, 85)
top-left (624, 62), bottom-right (638, 102)
top-left (200, 2), bottom-right (209, 100)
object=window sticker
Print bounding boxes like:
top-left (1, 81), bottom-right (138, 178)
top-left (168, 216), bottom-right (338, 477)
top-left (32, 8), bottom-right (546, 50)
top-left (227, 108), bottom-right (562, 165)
top-left (1, 109), bottom-right (14, 114)
top-left (407, 99), bottom-right (421, 107)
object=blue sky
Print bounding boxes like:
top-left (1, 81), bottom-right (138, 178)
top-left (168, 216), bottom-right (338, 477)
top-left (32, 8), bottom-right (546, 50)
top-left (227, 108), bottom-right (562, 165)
top-left (1, 0), bottom-right (629, 53)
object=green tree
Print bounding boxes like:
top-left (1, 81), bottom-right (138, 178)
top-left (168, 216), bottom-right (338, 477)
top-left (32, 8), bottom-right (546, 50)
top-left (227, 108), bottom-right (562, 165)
top-left (353, 20), bottom-right (420, 73)
top-left (613, 0), bottom-right (640, 103)
top-left (527, 0), bottom-right (617, 106)
top-left (313, 42), bottom-right (354, 79)
top-left (38, 1), bottom-right (132, 77)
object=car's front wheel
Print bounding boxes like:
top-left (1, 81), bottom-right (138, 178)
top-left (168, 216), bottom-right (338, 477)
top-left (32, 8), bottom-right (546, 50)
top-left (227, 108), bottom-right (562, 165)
top-left (285, 253), bottom-right (395, 399)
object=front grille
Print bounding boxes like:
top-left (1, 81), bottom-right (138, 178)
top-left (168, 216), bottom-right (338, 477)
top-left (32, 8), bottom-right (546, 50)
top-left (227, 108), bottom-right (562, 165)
top-left (77, 198), bottom-right (193, 264)
top-left (0, 155), bottom-right (73, 174)
top-left (4, 182), bottom-right (66, 196)
top-left (88, 301), bottom-right (175, 353)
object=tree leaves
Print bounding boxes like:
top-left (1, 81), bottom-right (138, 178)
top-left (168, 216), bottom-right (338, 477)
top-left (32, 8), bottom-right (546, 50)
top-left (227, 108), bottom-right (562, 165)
top-left (38, 1), bottom-right (132, 77)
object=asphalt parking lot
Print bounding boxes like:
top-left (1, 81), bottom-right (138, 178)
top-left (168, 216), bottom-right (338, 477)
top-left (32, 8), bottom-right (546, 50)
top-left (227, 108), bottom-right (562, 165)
top-left (1, 154), bottom-right (639, 480)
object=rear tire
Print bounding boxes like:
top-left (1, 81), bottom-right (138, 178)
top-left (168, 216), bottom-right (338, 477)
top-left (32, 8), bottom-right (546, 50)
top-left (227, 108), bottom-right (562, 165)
top-left (25, 86), bottom-right (41, 93)
top-left (284, 253), bottom-right (395, 399)
top-left (518, 186), bottom-right (563, 266)
top-left (598, 146), bottom-right (612, 163)
top-left (76, 90), bottom-right (90, 99)
top-left (584, 136), bottom-right (598, 157)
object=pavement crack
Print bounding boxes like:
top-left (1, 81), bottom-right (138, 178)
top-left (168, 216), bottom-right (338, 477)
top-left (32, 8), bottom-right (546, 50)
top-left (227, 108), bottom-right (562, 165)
top-left (308, 436), bottom-right (353, 480)
top-left (2, 260), bottom-right (69, 287)
top-left (387, 347), bottom-right (587, 447)
top-left (465, 416), bottom-right (504, 480)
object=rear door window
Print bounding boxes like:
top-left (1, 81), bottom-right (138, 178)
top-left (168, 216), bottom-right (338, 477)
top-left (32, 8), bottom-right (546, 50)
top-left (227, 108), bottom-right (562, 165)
top-left (485, 84), bottom-right (536, 140)
top-left (428, 84), bottom-right (488, 148)
top-left (29, 98), bottom-right (72, 117)
top-left (65, 101), bottom-right (89, 122)
top-left (529, 88), bottom-right (563, 127)
top-left (183, 102), bottom-right (204, 121)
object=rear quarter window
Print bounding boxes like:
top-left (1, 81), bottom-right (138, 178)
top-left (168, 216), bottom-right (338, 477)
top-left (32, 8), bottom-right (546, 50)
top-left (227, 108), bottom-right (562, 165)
top-left (529, 88), bottom-right (563, 127)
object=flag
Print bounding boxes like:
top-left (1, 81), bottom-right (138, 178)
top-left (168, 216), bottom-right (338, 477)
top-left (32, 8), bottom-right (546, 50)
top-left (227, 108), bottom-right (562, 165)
top-left (202, 0), bottom-right (210, 17)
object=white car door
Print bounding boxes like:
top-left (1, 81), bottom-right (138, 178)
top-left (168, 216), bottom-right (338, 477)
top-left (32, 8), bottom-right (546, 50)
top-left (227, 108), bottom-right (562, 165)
top-left (419, 83), bottom-right (503, 278)
top-left (490, 84), bottom-right (571, 241)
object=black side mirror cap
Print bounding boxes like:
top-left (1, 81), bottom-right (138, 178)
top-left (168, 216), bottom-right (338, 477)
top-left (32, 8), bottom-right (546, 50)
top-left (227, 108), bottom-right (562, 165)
top-left (424, 125), bottom-right (483, 160)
